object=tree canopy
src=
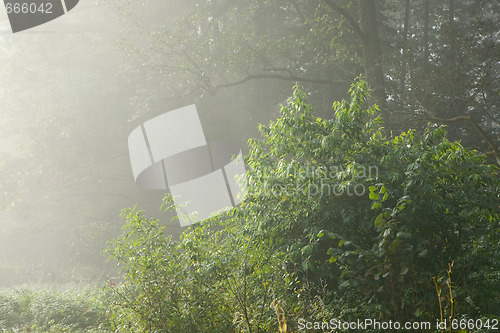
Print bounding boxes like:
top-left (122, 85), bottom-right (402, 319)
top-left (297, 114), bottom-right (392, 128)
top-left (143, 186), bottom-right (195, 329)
top-left (109, 0), bottom-right (499, 161)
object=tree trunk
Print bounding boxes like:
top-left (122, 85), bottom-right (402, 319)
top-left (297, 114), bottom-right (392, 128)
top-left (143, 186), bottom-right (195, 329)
top-left (423, 0), bottom-right (430, 72)
top-left (358, 0), bottom-right (387, 110)
top-left (400, 0), bottom-right (410, 94)
top-left (323, 0), bottom-right (387, 109)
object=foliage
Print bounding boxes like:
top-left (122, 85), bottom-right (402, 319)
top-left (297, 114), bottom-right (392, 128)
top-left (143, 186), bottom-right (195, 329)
top-left (108, 0), bottom-right (499, 158)
top-left (104, 79), bottom-right (500, 332)
top-left (239, 78), bottom-right (500, 324)
top-left (104, 204), bottom-right (293, 332)
top-left (0, 285), bottom-right (109, 332)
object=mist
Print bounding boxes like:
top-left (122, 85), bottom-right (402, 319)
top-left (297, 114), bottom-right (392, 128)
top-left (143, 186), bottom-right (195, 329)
top-left (0, 0), bottom-right (498, 331)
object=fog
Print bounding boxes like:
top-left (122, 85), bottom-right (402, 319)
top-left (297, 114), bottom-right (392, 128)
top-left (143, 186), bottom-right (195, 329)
top-left (0, 1), bottom-right (127, 284)
top-left (0, 1), bottom-right (497, 331)
top-left (0, 1), bottom-right (181, 285)
top-left (0, 0), bottom-right (497, 288)
top-left (0, 0), bottom-right (295, 286)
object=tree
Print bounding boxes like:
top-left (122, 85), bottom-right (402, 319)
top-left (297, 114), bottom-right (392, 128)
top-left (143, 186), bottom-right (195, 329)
top-left (324, 0), bottom-right (386, 107)
top-left (106, 79), bottom-right (500, 330)
top-left (107, 0), bottom-right (499, 159)
top-left (381, 0), bottom-right (500, 159)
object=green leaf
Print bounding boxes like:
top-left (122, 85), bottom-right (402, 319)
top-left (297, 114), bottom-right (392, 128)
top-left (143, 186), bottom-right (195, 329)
top-left (390, 238), bottom-right (400, 251)
top-left (418, 249), bottom-right (428, 257)
top-left (396, 232), bottom-right (411, 239)
top-left (374, 213), bottom-right (385, 228)
top-left (340, 280), bottom-right (350, 288)
top-left (302, 245), bottom-right (313, 256)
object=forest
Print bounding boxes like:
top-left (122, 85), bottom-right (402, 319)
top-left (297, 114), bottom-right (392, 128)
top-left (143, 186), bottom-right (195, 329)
top-left (0, 0), bottom-right (498, 332)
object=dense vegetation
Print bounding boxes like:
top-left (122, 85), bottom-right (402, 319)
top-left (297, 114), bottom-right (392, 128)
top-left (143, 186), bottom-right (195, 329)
top-left (101, 80), bottom-right (498, 332)
top-left (1, 0), bottom-right (498, 287)
top-left (3, 80), bottom-right (496, 332)
top-left (0, 285), bottom-right (108, 332)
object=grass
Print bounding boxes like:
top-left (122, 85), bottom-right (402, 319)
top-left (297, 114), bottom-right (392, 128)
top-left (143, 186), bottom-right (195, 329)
top-left (0, 284), bottom-right (111, 333)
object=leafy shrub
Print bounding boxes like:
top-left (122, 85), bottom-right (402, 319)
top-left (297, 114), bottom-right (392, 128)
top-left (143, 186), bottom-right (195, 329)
top-left (240, 79), bottom-right (499, 325)
top-left (104, 78), bottom-right (499, 332)
top-left (104, 206), bottom-right (288, 332)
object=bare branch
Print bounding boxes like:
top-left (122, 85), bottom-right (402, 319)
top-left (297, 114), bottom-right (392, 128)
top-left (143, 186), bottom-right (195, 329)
top-left (427, 115), bottom-right (500, 159)
top-left (323, 0), bottom-right (366, 41)
top-left (210, 73), bottom-right (345, 94)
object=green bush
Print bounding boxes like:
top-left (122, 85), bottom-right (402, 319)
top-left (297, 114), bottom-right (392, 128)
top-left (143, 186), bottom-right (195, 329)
top-left (103, 207), bottom-right (287, 332)
top-left (104, 78), bottom-right (500, 332)
top-left (239, 78), bottom-right (499, 326)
